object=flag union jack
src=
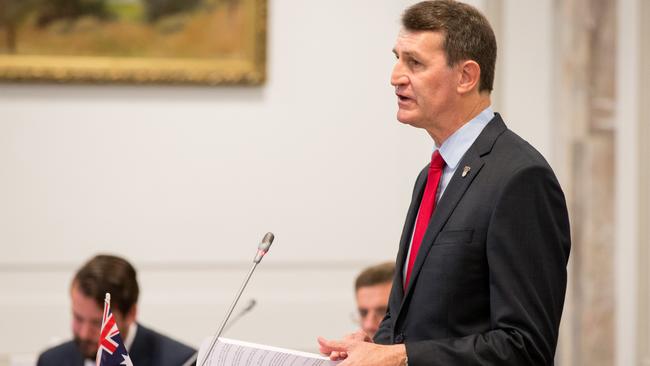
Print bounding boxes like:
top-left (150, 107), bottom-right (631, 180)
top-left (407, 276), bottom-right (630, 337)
top-left (96, 293), bottom-right (134, 366)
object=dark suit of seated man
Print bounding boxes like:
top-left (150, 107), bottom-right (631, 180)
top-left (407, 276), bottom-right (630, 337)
top-left (37, 254), bottom-right (196, 366)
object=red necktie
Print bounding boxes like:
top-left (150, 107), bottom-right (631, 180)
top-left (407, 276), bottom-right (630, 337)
top-left (405, 150), bottom-right (445, 288)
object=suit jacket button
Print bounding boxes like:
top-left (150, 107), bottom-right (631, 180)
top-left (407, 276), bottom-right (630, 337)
top-left (394, 334), bottom-right (404, 344)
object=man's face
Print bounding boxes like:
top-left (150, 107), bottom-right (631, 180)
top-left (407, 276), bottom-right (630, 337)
top-left (391, 30), bottom-right (460, 132)
top-left (355, 282), bottom-right (392, 339)
top-left (70, 285), bottom-right (130, 359)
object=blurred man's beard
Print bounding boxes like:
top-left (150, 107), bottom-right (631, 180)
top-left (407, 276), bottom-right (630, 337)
top-left (73, 336), bottom-right (98, 359)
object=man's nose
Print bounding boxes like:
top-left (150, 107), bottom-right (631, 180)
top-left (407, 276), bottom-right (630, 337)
top-left (362, 312), bottom-right (380, 334)
top-left (391, 61), bottom-right (407, 87)
top-left (78, 322), bottom-right (97, 340)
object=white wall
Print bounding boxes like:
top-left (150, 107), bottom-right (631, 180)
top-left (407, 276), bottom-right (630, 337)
top-left (0, 0), bottom-right (556, 364)
top-left (499, 0), bottom-right (553, 161)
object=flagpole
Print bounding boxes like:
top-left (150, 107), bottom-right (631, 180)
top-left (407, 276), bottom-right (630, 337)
top-left (96, 293), bottom-right (111, 365)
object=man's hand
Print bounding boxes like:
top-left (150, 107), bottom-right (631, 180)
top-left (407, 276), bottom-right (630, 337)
top-left (317, 330), bottom-right (406, 366)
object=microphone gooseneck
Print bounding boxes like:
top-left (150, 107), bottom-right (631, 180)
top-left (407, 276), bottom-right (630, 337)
top-left (198, 232), bottom-right (275, 366)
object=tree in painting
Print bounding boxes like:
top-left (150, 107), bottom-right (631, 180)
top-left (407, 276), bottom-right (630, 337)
top-left (35, 0), bottom-right (112, 27)
top-left (142, 0), bottom-right (202, 22)
top-left (0, 0), bottom-right (40, 53)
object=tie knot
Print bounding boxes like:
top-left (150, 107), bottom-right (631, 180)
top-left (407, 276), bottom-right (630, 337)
top-left (431, 150), bottom-right (445, 170)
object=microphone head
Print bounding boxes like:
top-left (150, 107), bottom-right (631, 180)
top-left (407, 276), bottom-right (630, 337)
top-left (244, 299), bottom-right (256, 312)
top-left (259, 232), bottom-right (274, 251)
top-left (254, 232), bottom-right (274, 263)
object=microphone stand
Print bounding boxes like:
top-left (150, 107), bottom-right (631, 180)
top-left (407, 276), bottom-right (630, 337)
top-left (181, 299), bottom-right (256, 366)
top-left (197, 233), bottom-right (274, 366)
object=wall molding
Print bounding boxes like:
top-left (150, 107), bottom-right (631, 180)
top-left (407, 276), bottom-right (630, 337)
top-left (0, 260), bottom-right (375, 273)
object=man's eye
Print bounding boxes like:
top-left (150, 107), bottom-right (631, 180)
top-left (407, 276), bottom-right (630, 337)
top-left (359, 309), bottom-right (369, 318)
top-left (408, 59), bottom-right (421, 67)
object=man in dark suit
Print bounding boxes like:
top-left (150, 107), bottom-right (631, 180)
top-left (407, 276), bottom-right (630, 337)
top-left (318, 1), bottom-right (570, 365)
top-left (37, 254), bottom-right (196, 366)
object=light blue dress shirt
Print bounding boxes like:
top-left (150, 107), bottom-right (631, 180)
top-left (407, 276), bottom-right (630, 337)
top-left (435, 106), bottom-right (495, 202)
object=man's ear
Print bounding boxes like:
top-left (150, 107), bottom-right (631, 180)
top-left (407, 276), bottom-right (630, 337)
top-left (457, 60), bottom-right (481, 94)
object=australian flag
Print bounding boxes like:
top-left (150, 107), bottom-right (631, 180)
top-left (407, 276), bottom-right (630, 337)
top-left (96, 293), bottom-right (134, 366)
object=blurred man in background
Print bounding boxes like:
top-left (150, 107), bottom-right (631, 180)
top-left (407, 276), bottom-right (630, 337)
top-left (354, 262), bottom-right (394, 339)
top-left (37, 254), bottom-right (196, 366)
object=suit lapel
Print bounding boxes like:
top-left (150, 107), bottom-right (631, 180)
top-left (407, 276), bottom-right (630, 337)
top-left (393, 166), bottom-right (428, 303)
top-left (395, 114), bottom-right (507, 322)
top-left (75, 352), bottom-right (85, 366)
top-left (402, 155), bottom-right (484, 297)
top-left (128, 324), bottom-right (152, 366)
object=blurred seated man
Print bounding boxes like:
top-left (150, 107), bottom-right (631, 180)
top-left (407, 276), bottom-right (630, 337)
top-left (354, 262), bottom-right (395, 339)
top-left (37, 254), bottom-right (196, 366)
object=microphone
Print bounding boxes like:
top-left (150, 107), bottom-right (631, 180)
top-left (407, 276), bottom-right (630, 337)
top-left (223, 298), bottom-right (257, 333)
top-left (181, 299), bottom-right (257, 366)
top-left (254, 232), bottom-right (274, 263)
top-left (198, 232), bottom-right (275, 366)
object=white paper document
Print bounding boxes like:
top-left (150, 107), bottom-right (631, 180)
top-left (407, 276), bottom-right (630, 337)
top-left (197, 337), bottom-right (341, 366)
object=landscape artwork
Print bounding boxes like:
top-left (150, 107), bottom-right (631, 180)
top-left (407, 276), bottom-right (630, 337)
top-left (0, 0), bottom-right (266, 84)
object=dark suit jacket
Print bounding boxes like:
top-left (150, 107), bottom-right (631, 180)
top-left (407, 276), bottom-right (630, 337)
top-left (37, 323), bottom-right (196, 366)
top-left (374, 114), bottom-right (570, 365)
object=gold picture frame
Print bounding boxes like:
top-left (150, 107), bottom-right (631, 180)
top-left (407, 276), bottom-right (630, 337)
top-left (0, 0), bottom-right (266, 85)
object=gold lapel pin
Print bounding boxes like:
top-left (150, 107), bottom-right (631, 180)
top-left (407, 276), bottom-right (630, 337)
top-left (462, 166), bottom-right (471, 177)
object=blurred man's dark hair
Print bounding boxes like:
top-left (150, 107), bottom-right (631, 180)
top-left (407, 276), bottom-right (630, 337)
top-left (73, 254), bottom-right (139, 314)
top-left (355, 262), bottom-right (395, 291)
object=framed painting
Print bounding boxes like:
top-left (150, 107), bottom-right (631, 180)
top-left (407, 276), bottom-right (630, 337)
top-left (0, 0), bottom-right (266, 85)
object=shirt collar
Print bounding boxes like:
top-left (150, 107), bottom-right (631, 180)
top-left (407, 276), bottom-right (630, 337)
top-left (436, 106), bottom-right (494, 170)
top-left (125, 322), bottom-right (138, 351)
